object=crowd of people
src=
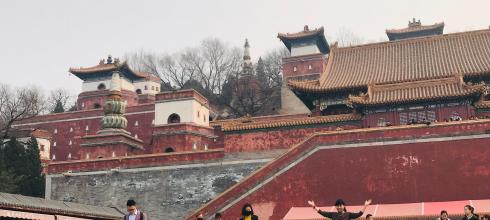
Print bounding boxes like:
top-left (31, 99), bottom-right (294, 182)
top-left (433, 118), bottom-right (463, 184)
top-left (123, 198), bottom-right (489, 220)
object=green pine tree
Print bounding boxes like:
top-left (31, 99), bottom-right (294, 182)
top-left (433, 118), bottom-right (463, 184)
top-left (0, 146), bottom-right (22, 193)
top-left (1, 137), bottom-right (27, 194)
top-left (52, 100), bottom-right (65, 113)
top-left (2, 137), bottom-right (45, 197)
top-left (23, 137), bottom-right (45, 197)
top-left (256, 57), bottom-right (268, 89)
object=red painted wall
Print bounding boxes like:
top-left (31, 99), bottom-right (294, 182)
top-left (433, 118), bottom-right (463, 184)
top-left (223, 123), bottom-right (360, 152)
top-left (47, 149), bottom-right (225, 173)
top-left (282, 54), bottom-right (325, 80)
top-left (15, 104), bottom-right (154, 161)
top-left (190, 121), bottom-right (490, 220)
top-left (220, 137), bottom-right (490, 220)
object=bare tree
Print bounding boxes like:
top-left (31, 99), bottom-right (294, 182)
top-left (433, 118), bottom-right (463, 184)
top-left (47, 88), bottom-right (74, 113)
top-left (261, 47), bottom-right (290, 88)
top-left (192, 38), bottom-right (242, 96)
top-left (336, 27), bottom-right (364, 47)
top-left (124, 49), bottom-right (160, 77)
top-left (0, 84), bottom-right (45, 140)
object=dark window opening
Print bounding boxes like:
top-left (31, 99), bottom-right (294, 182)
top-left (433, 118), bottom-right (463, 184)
top-left (165, 147), bottom-right (175, 153)
top-left (136, 89), bottom-right (142, 94)
top-left (97, 83), bottom-right (106, 90)
top-left (93, 103), bottom-right (101, 109)
top-left (321, 104), bottom-right (353, 115)
top-left (168, 113), bottom-right (181, 124)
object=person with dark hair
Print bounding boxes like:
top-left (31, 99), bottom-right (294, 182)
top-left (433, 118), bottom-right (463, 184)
top-left (124, 199), bottom-right (147, 220)
top-left (307, 199), bottom-right (372, 220)
top-left (214, 212), bottom-right (222, 220)
top-left (437, 210), bottom-right (450, 220)
top-left (366, 214), bottom-right (374, 220)
top-left (482, 214), bottom-right (490, 220)
top-left (461, 205), bottom-right (478, 220)
top-left (195, 213), bottom-right (204, 220)
top-left (239, 203), bottom-right (259, 220)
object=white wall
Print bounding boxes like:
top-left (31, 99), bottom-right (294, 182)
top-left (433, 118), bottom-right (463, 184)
top-left (155, 99), bottom-right (209, 126)
top-left (81, 77), bottom-right (135, 92)
top-left (291, 44), bottom-right (320, 57)
top-left (37, 138), bottom-right (51, 160)
top-left (134, 80), bottom-right (160, 95)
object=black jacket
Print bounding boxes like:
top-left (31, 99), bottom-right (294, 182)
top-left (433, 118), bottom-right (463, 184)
top-left (239, 215), bottom-right (259, 220)
top-left (318, 210), bottom-right (364, 220)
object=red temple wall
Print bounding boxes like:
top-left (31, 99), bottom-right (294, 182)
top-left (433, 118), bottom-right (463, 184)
top-left (223, 123), bottom-right (360, 152)
top-left (47, 149), bottom-right (225, 173)
top-left (14, 105), bottom-right (155, 161)
top-left (282, 55), bottom-right (325, 80)
top-left (219, 137), bottom-right (490, 220)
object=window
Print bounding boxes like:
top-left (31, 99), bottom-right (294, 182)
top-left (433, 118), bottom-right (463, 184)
top-left (134, 121), bottom-right (139, 126)
top-left (165, 147), bottom-right (175, 153)
top-left (85, 125), bottom-right (89, 131)
top-left (97, 83), bottom-right (106, 90)
top-left (136, 89), bottom-right (142, 94)
top-left (52, 154), bottom-right (56, 160)
top-left (167, 113), bottom-right (181, 124)
top-left (204, 114), bottom-right (206, 122)
top-left (204, 144), bottom-right (208, 150)
top-left (144, 85), bottom-right (148, 90)
top-left (68, 153), bottom-right (71, 159)
top-left (112, 151), bottom-right (116, 157)
top-left (293, 66), bottom-right (297, 72)
top-left (197, 111), bottom-right (200, 118)
top-left (134, 134), bottom-right (138, 139)
top-left (40, 145), bottom-right (45, 151)
top-left (86, 153), bottom-right (90, 159)
top-left (192, 143), bottom-right (197, 150)
top-left (308, 64), bottom-right (312, 70)
top-left (156, 87), bottom-right (159, 91)
top-left (70, 127), bottom-right (73, 132)
top-left (377, 118), bottom-right (386, 127)
top-left (54, 129), bottom-right (57, 134)
top-left (151, 86), bottom-right (154, 90)
top-left (69, 140), bottom-right (72, 145)
top-left (93, 103), bottom-right (101, 109)
top-left (53, 142), bottom-right (56, 147)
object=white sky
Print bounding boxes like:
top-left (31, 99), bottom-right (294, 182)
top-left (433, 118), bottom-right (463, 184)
top-left (1, 0), bottom-right (489, 96)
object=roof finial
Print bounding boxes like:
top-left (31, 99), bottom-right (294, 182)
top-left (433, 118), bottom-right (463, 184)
top-left (304, 25), bottom-right (309, 31)
top-left (107, 55), bottom-right (113, 64)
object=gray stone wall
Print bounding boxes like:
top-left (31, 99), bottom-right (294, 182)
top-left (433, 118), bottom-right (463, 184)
top-left (47, 157), bottom-right (275, 220)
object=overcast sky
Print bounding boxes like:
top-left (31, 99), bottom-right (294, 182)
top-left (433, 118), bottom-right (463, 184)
top-left (1, 0), bottom-right (489, 96)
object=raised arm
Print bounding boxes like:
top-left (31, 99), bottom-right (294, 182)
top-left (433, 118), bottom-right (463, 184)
top-left (308, 200), bottom-right (333, 218)
top-left (307, 200), bottom-right (319, 212)
top-left (349, 200), bottom-right (372, 219)
top-left (361, 199), bottom-right (372, 213)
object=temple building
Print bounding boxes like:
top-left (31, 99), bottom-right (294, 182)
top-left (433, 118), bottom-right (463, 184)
top-left (288, 23), bottom-right (490, 127)
top-left (10, 20), bottom-right (490, 220)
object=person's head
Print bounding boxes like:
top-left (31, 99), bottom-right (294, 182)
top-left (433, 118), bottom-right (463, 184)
top-left (195, 213), bottom-right (203, 220)
top-left (440, 210), bottom-right (448, 220)
top-left (366, 214), bottom-right (374, 220)
top-left (334, 199), bottom-right (346, 213)
top-left (464, 205), bottom-right (474, 216)
top-left (241, 203), bottom-right (254, 216)
top-left (482, 214), bottom-right (490, 220)
top-left (126, 199), bottom-right (137, 215)
top-left (214, 212), bottom-right (222, 220)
